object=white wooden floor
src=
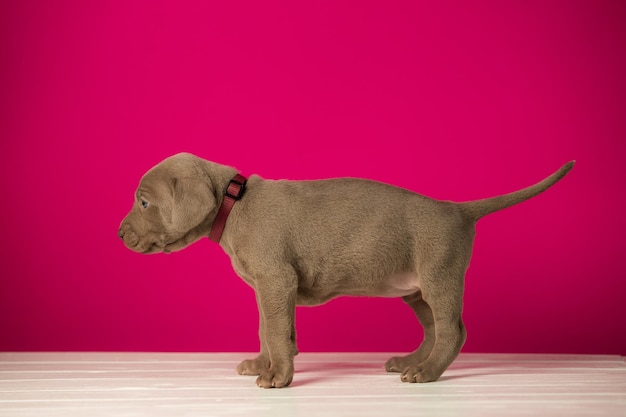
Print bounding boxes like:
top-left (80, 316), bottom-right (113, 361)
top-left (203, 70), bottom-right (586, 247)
top-left (0, 352), bottom-right (624, 417)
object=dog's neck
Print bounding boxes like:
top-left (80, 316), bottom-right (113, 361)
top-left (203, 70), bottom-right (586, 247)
top-left (208, 173), bottom-right (247, 243)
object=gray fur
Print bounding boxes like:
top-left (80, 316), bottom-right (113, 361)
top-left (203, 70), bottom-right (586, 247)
top-left (119, 153), bottom-right (574, 388)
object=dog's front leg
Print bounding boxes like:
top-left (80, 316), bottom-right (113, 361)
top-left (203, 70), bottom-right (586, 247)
top-left (254, 277), bottom-right (298, 388)
top-left (237, 293), bottom-right (270, 376)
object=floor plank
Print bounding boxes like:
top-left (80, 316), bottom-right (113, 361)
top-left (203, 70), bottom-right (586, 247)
top-left (0, 353), bottom-right (624, 417)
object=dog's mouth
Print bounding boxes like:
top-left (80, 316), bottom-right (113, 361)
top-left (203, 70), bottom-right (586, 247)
top-left (143, 235), bottom-right (188, 254)
top-left (119, 221), bottom-right (198, 255)
top-left (142, 242), bottom-right (165, 254)
top-left (119, 227), bottom-right (168, 255)
top-left (122, 239), bottom-right (163, 255)
top-left (162, 236), bottom-right (190, 254)
top-left (121, 233), bottom-right (184, 255)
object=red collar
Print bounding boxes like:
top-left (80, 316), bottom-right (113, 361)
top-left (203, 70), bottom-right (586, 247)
top-left (209, 174), bottom-right (247, 243)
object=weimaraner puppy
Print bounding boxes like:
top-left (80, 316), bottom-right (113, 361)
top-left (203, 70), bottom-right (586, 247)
top-left (118, 153), bottom-right (574, 388)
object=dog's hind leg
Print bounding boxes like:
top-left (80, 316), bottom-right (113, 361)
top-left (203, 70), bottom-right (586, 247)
top-left (398, 264), bottom-right (467, 383)
top-left (385, 290), bottom-right (435, 372)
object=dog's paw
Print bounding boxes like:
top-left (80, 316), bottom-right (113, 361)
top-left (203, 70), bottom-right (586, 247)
top-left (400, 366), bottom-right (439, 383)
top-left (256, 368), bottom-right (293, 389)
top-left (385, 355), bottom-right (412, 373)
top-left (236, 357), bottom-right (269, 376)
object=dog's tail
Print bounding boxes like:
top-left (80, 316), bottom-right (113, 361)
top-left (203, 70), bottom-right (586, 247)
top-left (459, 161), bottom-right (575, 220)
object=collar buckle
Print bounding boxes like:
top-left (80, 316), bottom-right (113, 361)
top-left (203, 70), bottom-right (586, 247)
top-left (225, 175), bottom-right (247, 200)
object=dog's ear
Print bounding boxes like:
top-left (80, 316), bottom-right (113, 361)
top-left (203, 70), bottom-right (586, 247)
top-left (169, 177), bottom-right (217, 233)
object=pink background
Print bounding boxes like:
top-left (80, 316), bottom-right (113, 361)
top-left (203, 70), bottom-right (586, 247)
top-left (1, 1), bottom-right (625, 354)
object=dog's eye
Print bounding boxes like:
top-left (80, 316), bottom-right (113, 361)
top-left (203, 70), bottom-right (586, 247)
top-left (141, 199), bottom-right (149, 209)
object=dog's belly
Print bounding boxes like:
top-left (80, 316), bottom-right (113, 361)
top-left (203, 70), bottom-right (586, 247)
top-left (296, 272), bottom-right (420, 306)
top-left (377, 272), bottom-right (421, 298)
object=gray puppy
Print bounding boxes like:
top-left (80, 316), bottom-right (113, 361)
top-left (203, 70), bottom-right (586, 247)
top-left (119, 153), bottom-right (574, 388)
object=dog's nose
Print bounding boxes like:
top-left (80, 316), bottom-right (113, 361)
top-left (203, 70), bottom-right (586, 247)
top-left (118, 229), bottom-right (125, 239)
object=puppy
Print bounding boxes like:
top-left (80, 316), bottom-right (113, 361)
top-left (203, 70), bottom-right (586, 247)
top-left (119, 153), bottom-right (574, 388)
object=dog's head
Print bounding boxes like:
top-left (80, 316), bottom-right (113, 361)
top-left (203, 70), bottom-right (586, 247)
top-left (118, 153), bottom-right (219, 254)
